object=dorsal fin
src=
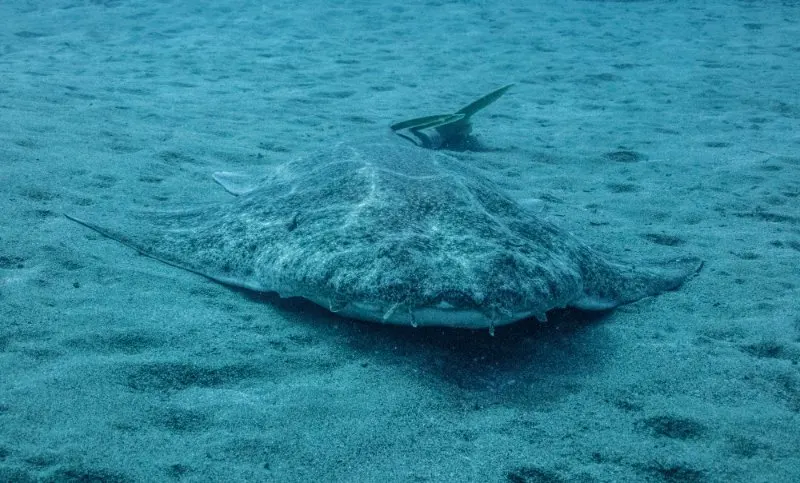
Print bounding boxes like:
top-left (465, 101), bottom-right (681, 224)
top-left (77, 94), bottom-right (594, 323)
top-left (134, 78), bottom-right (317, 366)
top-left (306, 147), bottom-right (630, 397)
top-left (212, 171), bottom-right (260, 196)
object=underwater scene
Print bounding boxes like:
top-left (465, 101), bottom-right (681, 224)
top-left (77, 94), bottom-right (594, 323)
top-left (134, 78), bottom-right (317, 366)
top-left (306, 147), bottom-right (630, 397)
top-left (1, 0), bottom-right (798, 481)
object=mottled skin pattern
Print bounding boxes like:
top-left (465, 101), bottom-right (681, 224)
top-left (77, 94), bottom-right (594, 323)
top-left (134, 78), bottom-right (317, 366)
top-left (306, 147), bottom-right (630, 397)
top-left (67, 142), bottom-right (701, 329)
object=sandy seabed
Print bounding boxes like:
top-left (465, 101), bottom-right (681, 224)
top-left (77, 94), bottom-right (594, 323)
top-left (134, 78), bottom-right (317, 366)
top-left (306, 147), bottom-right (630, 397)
top-left (1, 0), bottom-right (798, 481)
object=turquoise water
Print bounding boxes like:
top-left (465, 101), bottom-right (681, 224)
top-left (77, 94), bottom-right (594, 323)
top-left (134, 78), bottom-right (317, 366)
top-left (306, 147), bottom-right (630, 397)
top-left (1, 1), bottom-right (798, 481)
